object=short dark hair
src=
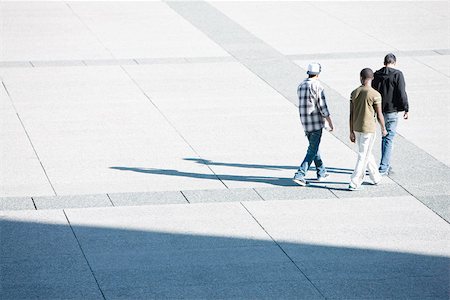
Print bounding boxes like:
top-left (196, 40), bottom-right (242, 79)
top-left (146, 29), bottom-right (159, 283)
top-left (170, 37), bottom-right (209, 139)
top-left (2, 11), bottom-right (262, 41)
top-left (360, 68), bottom-right (374, 80)
top-left (384, 53), bottom-right (396, 65)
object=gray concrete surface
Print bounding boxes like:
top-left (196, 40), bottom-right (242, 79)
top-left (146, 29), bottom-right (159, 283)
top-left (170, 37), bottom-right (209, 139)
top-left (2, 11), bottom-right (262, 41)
top-left (108, 191), bottom-right (188, 206)
top-left (2, 197), bottom-right (449, 299)
top-left (1, 1), bottom-right (449, 299)
top-left (0, 197), bottom-right (34, 211)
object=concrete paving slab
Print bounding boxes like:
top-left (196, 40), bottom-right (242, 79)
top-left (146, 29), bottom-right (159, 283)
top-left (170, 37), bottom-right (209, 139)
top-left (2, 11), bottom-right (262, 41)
top-left (313, 276), bottom-right (448, 300)
top-left (243, 196), bottom-right (450, 299)
top-left (330, 181), bottom-right (409, 198)
top-left (65, 203), bottom-right (323, 298)
top-left (184, 56), bottom-right (236, 63)
top-left (417, 194), bottom-right (450, 222)
top-left (243, 197), bottom-right (450, 255)
top-left (181, 188), bottom-right (262, 203)
top-left (0, 2), bottom-right (112, 61)
top-left (68, 2), bottom-right (229, 59)
top-left (108, 191), bottom-right (188, 206)
top-left (33, 194), bottom-right (112, 210)
top-left (0, 197), bottom-right (35, 211)
top-left (0, 210), bottom-right (102, 299)
top-left (65, 202), bottom-right (272, 243)
top-left (0, 85), bottom-right (55, 197)
top-left (255, 186), bottom-right (336, 201)
top-left (134, 57), bottom-right (188, 65)
top-left (210, 2), bottom-right (389, 55)
top-left (1, 66), bottom-right (225, 195)
top-left (97, 265), bottom-right (321, 300)
top-left (31, 60), bottom-right (86, 67)
top-left (313, 2), bottom-right (449, 51)
top-left (0, 61), bottom-right (32, 68)
top-left (83, 58), bottom-right (137, 66)
top-left (435, 49), bottom-right (450, 55)
top-left (123, 62), bottom-right (312, 190)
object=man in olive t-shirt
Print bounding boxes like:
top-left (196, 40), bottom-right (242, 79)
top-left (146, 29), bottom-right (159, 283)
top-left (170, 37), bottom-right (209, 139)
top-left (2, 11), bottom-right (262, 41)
top-left (348, 68), bottom-right (387, 190)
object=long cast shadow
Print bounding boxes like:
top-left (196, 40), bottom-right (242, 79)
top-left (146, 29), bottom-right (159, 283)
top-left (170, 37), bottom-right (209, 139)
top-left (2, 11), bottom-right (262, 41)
top-left (110, 166), bottom-right (299, 187)
top-left (184, 158), bottom-right (354, 175)
top-left (1, 219), bottom-right (448, 299)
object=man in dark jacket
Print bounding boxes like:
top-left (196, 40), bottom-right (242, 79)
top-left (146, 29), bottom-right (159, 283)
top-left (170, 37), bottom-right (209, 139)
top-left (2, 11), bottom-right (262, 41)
top-left (372, 53), bottom-right (409, 175)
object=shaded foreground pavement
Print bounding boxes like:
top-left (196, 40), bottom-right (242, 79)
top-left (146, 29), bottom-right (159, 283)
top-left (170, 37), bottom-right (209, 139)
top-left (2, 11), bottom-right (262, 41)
top-left (2, 197), bottom-right (449, 299)
top-left (1, 1), bottom-right (449, 299)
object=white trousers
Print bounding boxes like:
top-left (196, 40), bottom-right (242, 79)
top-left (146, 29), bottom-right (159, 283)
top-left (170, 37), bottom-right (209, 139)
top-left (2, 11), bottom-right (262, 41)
top-left (350, 131), bottom-right (382, 187)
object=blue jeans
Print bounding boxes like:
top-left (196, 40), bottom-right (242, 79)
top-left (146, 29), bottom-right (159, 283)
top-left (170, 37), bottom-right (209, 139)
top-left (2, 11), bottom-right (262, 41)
top-left (379, 112), bottom-right (399, 173)
top-left (297, 129), bottom-right (326, 178)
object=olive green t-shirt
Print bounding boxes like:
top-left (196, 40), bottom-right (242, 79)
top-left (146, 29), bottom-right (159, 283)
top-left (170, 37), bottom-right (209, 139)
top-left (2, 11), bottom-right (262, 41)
top-left (350, 85), bottom-right (382, 133)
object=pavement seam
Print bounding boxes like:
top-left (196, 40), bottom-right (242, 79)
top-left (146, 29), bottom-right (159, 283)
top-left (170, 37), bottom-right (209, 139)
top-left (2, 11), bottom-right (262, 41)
top-left (64, 2), bottom-right (116, 60)
top-left (30, 197), bottom-right (37, 210)
top-left (239, 202), bottom-right (327, 299)
top-left (180, 191), bottom-right (191, 204)
top-left (63, 210), bottom-right (107, 300)
top-left (106, 193), bottom-right (115, 207)
top-left (327, 188), bottom-right (340, 199)
top-left (1, 81), bottom-right (57, 196)
top-left (252, 188), bottom-right (266, 201)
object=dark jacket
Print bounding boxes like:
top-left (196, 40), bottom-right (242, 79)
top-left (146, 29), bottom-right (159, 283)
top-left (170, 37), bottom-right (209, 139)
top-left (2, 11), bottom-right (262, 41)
top-left (372, 67), bottom-right (409, 113)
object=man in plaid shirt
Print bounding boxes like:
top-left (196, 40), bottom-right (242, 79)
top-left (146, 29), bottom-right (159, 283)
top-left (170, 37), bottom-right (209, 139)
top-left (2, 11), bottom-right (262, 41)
top-left (293, 63), bottom-right (334, 186)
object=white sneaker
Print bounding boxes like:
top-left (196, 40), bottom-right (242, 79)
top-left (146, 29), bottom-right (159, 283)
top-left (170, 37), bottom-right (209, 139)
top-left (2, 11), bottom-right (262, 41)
top-left (293, 173), bottom-right (307, 186)
top-left (317, 173), bottom-right (329, 182)
top-left (373, 177), bottom-right (382, 185)
top-left (348, 184), bottom-right (361, 191)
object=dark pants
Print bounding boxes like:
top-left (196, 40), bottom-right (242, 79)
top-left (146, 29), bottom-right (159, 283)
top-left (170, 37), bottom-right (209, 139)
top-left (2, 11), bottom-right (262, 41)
top-left (297, 129), bottom-right (326, 178)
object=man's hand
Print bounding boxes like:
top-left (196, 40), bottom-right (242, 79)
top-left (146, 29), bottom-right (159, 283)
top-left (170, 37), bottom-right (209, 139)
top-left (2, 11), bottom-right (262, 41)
top-left (350, 131), bottom-right (355, 143)
top-left (325, 116), bottom-right (334, 132)
top-left (382, 128), bottom-right (388, 137)
top-left (403, 112), bottom-right (409, 120)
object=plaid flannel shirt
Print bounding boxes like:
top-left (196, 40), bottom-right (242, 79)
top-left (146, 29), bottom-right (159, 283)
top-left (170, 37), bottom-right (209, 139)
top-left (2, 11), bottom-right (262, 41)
top-left (297, 78), bottom-right (330, 132)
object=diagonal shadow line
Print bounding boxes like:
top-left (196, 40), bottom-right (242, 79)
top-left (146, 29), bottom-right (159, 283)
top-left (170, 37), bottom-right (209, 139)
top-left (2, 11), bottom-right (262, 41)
top-left (110, 166), bottom-right (352, 191)
top-left (110, 166), bottom-right (299, 187)
top-left (183, 158), bottom-right (354, 174)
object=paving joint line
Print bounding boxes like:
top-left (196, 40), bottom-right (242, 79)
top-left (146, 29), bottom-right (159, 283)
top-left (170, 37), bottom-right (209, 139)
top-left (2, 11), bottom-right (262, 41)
top-left (30, 197), bottom-right (37, 210)
top-left (252, 188), bottom-right (266, 201)
top-left (1, 81), bottom-right (57, 196)
top-left (180, 191), bottom-right (190, 204)
top-left (327, 188), bottom-right (340, 199)
top-left (240, 202), bottom-right (326, 299)
top-left (65, 1), bottom-right (116, 60)
top-left (106, 194), bottom-right (115, 207)
top-left (386, 176), bottom-right (450, 225)
top-left (63, 210), bottom-right (107, 300)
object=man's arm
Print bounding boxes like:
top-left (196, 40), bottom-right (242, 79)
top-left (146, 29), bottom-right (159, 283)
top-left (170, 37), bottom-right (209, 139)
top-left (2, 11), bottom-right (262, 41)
top-left (349, 101), bottom-right (355, 143)
top-left (325, 116), bottom-right (334, 132)
top-left (374, 103), bottom-right (387, 137)
top-left (398, 72), bottom-right (409, 119)
top-left (318, 88), bottom-right (334, 131)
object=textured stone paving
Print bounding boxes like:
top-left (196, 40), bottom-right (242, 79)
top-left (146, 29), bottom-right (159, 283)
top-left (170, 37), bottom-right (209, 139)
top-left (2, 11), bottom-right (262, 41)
top-left (1, 1), bottom-right (449, 299)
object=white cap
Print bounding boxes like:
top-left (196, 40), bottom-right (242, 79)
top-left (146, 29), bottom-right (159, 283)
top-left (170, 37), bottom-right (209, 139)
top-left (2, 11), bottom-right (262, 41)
top-left (307, 63), bottom-right (321, 75)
